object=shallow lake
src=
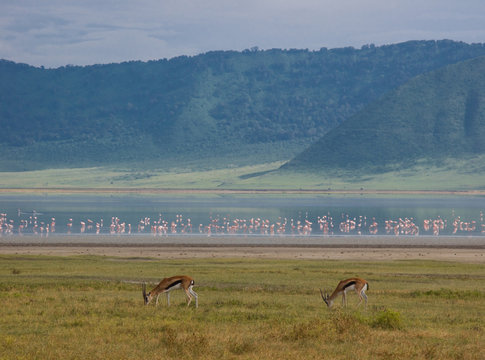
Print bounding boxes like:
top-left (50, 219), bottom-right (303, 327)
top-left (1, 193), bottom-right (484, 237)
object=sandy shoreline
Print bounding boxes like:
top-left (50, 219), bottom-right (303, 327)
top-left (1, 235), bottom-right (484, 262)
top-left (1, 245), bottom-right (484, 263)
top-left (2, 187), bottom-right (485, 195)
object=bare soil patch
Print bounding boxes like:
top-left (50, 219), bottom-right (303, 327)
top-left (1, 243), bottom-right (484, 263)
top-left (2, 187), bottom-right (485, 195)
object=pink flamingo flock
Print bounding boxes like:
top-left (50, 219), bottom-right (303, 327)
top-left (1, 211), bottom-right (485, 237)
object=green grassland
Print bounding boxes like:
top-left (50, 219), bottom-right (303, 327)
top-left (1, 154), bottom-right (485, 191)
top-left (1, 255), bottom-right (484, 359)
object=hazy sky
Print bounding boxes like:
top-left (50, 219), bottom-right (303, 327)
top-left (2, 0), bottom-right (485, 68)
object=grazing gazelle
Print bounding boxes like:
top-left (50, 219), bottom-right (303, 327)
top-left (142, 275), bottom-right (198, 308)
top-left (320, 277), bottom-right (369, 308)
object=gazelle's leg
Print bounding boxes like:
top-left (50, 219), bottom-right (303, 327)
top-left (156, 294), bottom-right (161, 305)
top-left (361, 291), bottom-right (368, 306)
top-left (167, 292), bottom-right (170, 306)
top-left (342, 292), bottom-right (346, 306)
top-left (355, 288), bottom-right (363, 306)
top-left (184, 288), bottom-right (193, 306)
top-left (189, 287), bottom-right (198, 308)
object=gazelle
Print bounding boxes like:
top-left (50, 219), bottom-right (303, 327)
top-left (142, 275), bottom-right (198, 308)
top-left (320, 277), bottom-right (369, 308)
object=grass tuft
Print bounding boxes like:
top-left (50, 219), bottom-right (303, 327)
top-left (370, 308), bottom-right (403, 330)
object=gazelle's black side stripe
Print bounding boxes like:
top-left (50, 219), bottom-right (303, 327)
top-left (167, 279), bottom-right (183, 289)
top-left (343, 281), bottom-right (356, 289)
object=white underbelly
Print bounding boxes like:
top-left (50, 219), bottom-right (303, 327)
top-left (166, 283), bottom-right (182, 291)
top-left (344, 284), bottom-right (356, 292)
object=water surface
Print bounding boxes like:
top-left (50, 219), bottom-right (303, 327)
top-left (1, 194), bottom-right (484, 237)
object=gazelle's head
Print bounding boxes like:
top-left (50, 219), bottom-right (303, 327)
top-left (320, 289), bottom-right (333, 308)
top-left (142, 283), bottom-right (152, 305)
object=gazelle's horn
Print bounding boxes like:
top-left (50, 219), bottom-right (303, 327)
top-left (320, 288), bottom-right (328, 305)
top-left (142, 282), bottom-right (147, 304)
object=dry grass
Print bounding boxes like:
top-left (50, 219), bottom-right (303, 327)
top-left (1, 255), bottom-right (484, 359)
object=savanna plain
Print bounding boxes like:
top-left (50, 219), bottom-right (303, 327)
top-left (1, 248), bottom-right (484, 360)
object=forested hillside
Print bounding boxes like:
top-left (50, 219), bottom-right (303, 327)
top-left (283, 56), bottom-right (485, 172)
top-left (1, 40), bottom-right (485, 171)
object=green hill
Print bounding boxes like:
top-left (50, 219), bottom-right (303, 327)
top-left (1, 40), bottom-right (485, 171)
top-left (282, 56), bottom-right (485, 173)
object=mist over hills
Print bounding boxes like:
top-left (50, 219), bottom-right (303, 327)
top-left (1, 40), bottom-right (485, 171)
top-left (283, 56), bottom-right (485, 173)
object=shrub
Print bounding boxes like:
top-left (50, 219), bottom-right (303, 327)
top-left (371, 308), bottom-right (403, 330)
